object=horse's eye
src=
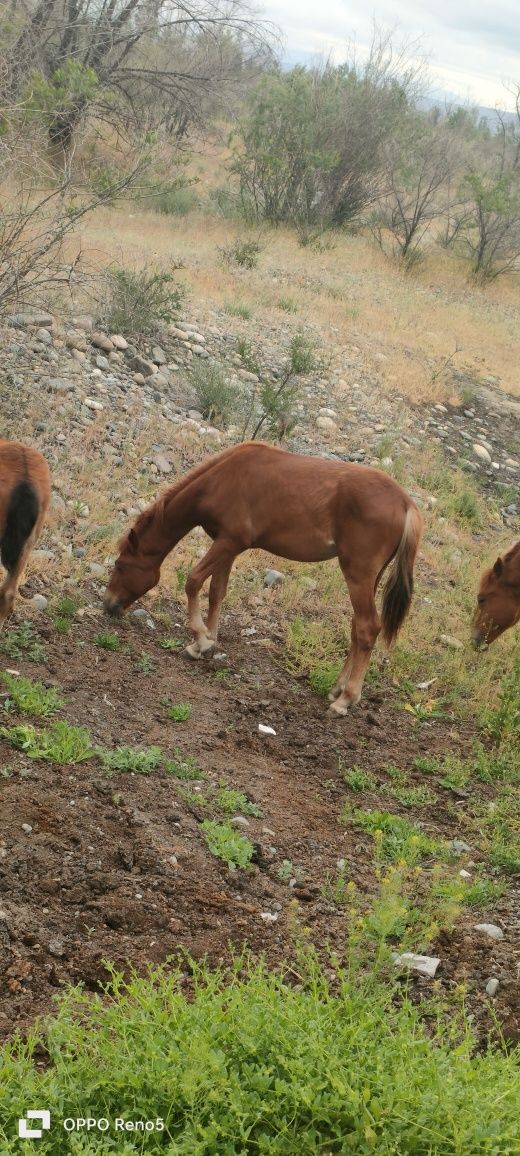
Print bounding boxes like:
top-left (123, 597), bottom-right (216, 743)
top-left (477, 595), bottom-right (486, 606)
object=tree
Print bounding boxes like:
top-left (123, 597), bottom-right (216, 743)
top-left (370, 114), bottom-right (454, 263)
top-left (230, 29), bottom-right (423, 228)
top-left (2, 1), bottom-right (274, 155)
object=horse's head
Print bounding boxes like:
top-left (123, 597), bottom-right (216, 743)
top-left (104, 519), bottom-right (161, 616)
top-left (472, 549), bottom-right (520, 647)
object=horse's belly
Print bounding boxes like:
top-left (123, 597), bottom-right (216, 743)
top-left (255, 532), bottom-right (337, 563)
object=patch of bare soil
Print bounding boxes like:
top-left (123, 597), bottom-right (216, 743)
top-left (1, 604), bottom-right (518, 1046)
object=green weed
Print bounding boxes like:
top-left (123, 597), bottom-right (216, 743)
top-left (1, 955), bottom-right (519, 1153)
top-left (159, 636), bottom-right (182, 650)
top-left (165, 754), bottom-right (205, 780)
top-left (134, 651), bottom-right (156, 674)
top-left (344, 807), bottom-right (444, 865)
top-left (0, 721), bottom-right (93, 764)
top-left (0, 622), bottom-right (46, 663)
top-left (163, 702), bottom-right (192, 722)
top-left (99, 746), bottom-right (162, 774)
top-left (1, 673), bottom-right (63, 717)
top-left (342, 765), bottom-right (378, 792)
top-left (201, 820), bottom-right (254, 869)
top-left (50, 595), bottom-right (79, 634)
top-left (215, 784), bottom-right (262, 817)
top-left (95, 632), bottom-right (123, 651)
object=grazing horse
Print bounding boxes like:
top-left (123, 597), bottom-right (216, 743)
top-left (0, 439), bottom-right (51, 628)
top-left (104, 442), bottom-right (423, 715)
top-left (472, 540), bottom-right (520, 646)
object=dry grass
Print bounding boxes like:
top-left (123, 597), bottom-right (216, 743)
top-left (74, 135), bottom-right (520, 405)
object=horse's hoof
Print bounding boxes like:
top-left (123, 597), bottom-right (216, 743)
top-left (185, 642), bottom-right (202, 660)
top-left (328, 686), bottom-right (341, 702)
top-left (199, 638), bottom-right (216, 657)
top-left (328, 697), bottom-right (351, 716)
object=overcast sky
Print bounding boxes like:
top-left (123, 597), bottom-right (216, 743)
top-left (261, 0), bottom-right (520, 111)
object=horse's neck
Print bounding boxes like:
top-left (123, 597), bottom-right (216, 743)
top-left (158, 487), bottom-right (199, 557)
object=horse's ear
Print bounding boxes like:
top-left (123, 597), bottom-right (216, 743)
top-left (493, 557), bottom-right (504, 578)
top-left (128, 528), bottom-right (139, 553)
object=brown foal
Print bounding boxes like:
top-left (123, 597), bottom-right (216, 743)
top-left (104, 442), bottom-right (423, 714)
top-left (0, 439), bottom-right (51, 627)
top-left (472, 540), bottom-right (520, 646)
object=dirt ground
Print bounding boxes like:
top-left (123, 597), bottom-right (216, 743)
top-left (1, 599), bottom-right (518, 1047)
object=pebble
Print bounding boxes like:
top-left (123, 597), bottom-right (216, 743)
top-left (110, 334), bottom-right (128, 350)
top-left (21, 823), bottom-right (33, 834)
top-left (154, 454), bottom-right (172, 473)
top-left (231, 816), bottom-right (250, 827)
top-left (474, 923), bottom-right (504, 940)
top-left (472, 444), bottom-right (492, 464)
top-left (485, 978), bottom-right (500, 997)
top-left (258, 724), bottom-right (276, 736)
top-left (35, 327), bottom-right (52, 345)
top-left (440, 634), bottom-right (464, 650)
top-left (91, 332), bottom-right (114, 353)
top-left (393, 952), bottom-right (441, 978)
top-left (316, 415), bottom-right (338, 433)
top-left (264, 569), bottom-right (284, 588)
top-left (83, 397), bottom-right (104, 411)
top-left (152, 346), bottom-right (167, 365)
top-left (29, 594), bottom-right (48, 611)
top-left (451, 838), bottom-right (471, 854)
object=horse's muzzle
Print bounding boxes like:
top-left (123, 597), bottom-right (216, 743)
top-left (103, 592), bottom-right (123, 617)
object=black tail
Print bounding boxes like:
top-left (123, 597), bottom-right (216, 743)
top-left (1, 481), bottom-right (39, 573)
top-left (381, 505), bottom-right (423, 646)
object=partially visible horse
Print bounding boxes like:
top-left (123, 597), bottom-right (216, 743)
top-left (104, 442), bottom-right (423, 715)
top-left (472, 540), bottom-right (520, 646)
top-left (0, 440), bottom-right (51, 627)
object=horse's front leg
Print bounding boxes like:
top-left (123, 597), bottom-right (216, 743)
top-left (184, 541), bottom-right (234, 658)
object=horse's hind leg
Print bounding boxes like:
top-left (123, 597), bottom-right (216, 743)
top-left (0, 529), bottom-right (38, 629)
top-left (329, 574), bottom-right (381, 716)
top-left (185, 540), bottom-right (236, 658)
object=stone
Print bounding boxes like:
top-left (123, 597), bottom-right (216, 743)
top-left (258, 724), bottom-right (276, 736)
top-left (474, 923), bottom-right (504, 940)
top-left (318, 407), bottom-right (337, 418)
top-left (472, 444), bottom-right (492, 465)
top-left (29, 594), bottom-right (48, 611)
top-left (231, 816), bottom-right (250, 827)
top-left (316, 415), bottom-right (338, 434)
top-left (152, 346), bottom-right (167, 365)
top-left (91, 332), bottom-right (114, 353)
top-left (393, 952), bottom-right (441, 978)
top-left (129, 355), bottom-right (156, 377)
top-left (51, 491), bottom-right (66, 510)
top-left (95, 355), bottom-right (110, 370)
top-left (35, 328), bottom-right (53, 345)
top-left (21, 823), bottom-right (33, 834)
top-left (72, 315), bottom-right (94, 331)
top-left (83, 397), bottom-right (104, 411)
top-left (170, 326), bottom-right (190, 341)
top-left (381, 456), bottom-right (393, 467)
top-left (192, 345), bottom-right (208, 357)
top-left (451, 838), bottom-right (471, 854)
top-left (440, 634), bottom-right (464, 650)
top-left (9, 311), bottom-right (53, 328)
top-left (485, 978), bottom-right (499, 997)
top-left (264, 569), bottom-right (284, 588)
top-left (110, 334), bottom-right (128, 350)
top-left (154, 454), bottom-right (172, 474)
